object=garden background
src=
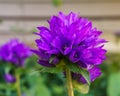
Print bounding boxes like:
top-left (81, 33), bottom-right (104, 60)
top-left (0, 0), bottom-right (120, 96)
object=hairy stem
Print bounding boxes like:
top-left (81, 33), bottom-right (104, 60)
top-left (65, 68), bottom-right (74, 96)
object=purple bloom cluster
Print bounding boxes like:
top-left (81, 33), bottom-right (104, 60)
top-left (34, 12), bottom-right (107, 83)
top-left (0, 39), bottom-right (32, 67)
top-left (0, 39), bottom-right (32, 83)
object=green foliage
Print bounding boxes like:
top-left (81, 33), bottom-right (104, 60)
top-left (73, 81), bottom-right (89, 94)
top-left (1, 53), bottom-right (120, 96)
top-left (43, 73), bottom-right (66, 96)
top-left (35, 57), bottom-right (64, 73)
top-left (52, 0), bottom-right (63, 6)
top-left (107, 71), bottom-right (120, 96)
top-left (24, 73), bottom-right (51, 96)
top-left (0, 56), bottom-right (66, 96)
top-left (64, 59), bottom-right (90, 85)
top-left (39, 66), bottom-right (64, 73)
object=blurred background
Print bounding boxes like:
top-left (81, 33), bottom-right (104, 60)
top-left (0, 0), bottom-right (120, 96)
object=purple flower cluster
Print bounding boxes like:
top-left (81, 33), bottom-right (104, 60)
top-left (0, 39), bottom-right (32, 83)
top-left (34, 12), bottom-right (107, 83)
top-left (0, 39), bottom-right (32, 67)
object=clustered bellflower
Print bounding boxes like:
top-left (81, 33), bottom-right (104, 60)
top-left (0, 39), bottom-right (32, 83)
top-left (33, 12), bottom-right (107, 83)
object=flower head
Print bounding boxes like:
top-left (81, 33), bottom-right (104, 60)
top-left (33, 12), bottom-right (107, 83)
top-left (0, 39), bottom-right (32, 67)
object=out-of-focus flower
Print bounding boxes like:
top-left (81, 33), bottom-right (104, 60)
top-left (4, 73), bottom-right (16, 83)
top-left (0, 39), bottom-right (32, 67)
top-left (33, 12), bottom-right (107, 83)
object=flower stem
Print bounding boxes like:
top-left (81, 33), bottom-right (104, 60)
top-left (65, 68), bottom-right (74, 96)
top-left (16, 74), bottom-right (21, 96)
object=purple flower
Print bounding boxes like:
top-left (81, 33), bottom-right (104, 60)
top-left (33, 12), bottom-right (107, 83)
top-left (4, 74), bottom-right (16, 83)
top-left (0, 39), bottom-right (32, 67)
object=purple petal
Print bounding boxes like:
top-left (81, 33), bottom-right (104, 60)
top-left (4, 74), bottom-right (16, 83)
top-left (89, 66), bottom-right (102, 81)
top-left (38, 60), bottom-right (55, 67)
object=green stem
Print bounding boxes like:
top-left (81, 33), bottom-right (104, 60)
top-left (65, 68), bottom-right (74, 96)
top-left (16, 74), bottom-right (21, 96)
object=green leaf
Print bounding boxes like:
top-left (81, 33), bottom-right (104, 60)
top-left (33, 60), bottom-right (65, 74)
top-left (15, 68), bottom-right (30, 75)
top-left (73, 80), bottom-right (89, 94)
top-left (30, 65), bottom-right (64, 74)
top-left (64, 59), bottom-right (90, 85)
top-left (40, 66), bottom-right (63, 73)
top-left (29, 60), bottom-right (66, 74)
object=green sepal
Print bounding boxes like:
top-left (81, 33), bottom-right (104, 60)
top-left (64, 58), bottom-right (90, 85)
top-left (73, 80), bottom-right (89, 94)
top-left (33, 60), bottom-right (65, 74)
